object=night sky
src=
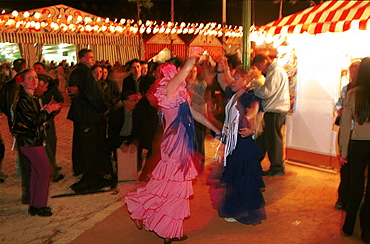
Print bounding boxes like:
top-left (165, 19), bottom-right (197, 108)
top-left (0, 0), bottom-right (323, 26)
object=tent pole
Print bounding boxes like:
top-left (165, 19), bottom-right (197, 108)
top-left (170, 0), bottom-right (174, 58)
top-left (222, 0), bottom-right (226, 49)
top-left (242, 0), bottom-right (251, 67)
top-left (137, 3), bottom-right (142, 59)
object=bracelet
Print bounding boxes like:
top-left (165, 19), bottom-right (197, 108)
top-left (214, 133), bottom-right (222, 137)
top-left (217, 68), bottom-right (229, 74)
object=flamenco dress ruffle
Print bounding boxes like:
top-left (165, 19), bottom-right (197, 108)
top-left (125, 77), bottom-right (198, 239)
top-left (125, 157), bottom-right (197, 238)
top-left (208, 135), bottom-right (266, 225)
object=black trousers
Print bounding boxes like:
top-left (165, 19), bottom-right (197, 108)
top-left (72, 122), bottom-right (106, 176)
top-left (342, 140), bottom-right (370, 235)
top-left (257, 111), bottom-right (286, 172)
top-left (194, 120), bottom-right (206, 174)
top-left (44, 120), bottom-right (61, 179)
top-left (18, 146), bottom-right (31, 204)
top-left (0, 134), bottom-right (4, 161)
top-left (0, 134), bottom-right (5, 178)
top-left (337, 162), bottom-right (350, 208)
top-left (99, 135), bottom-right (129, 176)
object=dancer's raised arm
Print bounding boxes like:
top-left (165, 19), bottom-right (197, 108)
top-left (166, 57), bottom-right (196, 100)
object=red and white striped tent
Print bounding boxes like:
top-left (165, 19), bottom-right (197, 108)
top-left (259, 0), bottom-right (370, 35)
top-left (255, 0), bottom-right (370, 170)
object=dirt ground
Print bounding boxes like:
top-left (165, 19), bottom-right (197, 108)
top-left (71, 140), bottom-right (363, 244)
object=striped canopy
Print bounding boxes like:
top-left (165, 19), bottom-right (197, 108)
top-left (259, 0), bottom-right (370, 35)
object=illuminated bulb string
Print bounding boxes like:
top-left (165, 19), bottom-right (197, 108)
top-left (0, 9), bottom-right (243, 37)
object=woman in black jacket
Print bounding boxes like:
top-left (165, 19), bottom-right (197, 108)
top-left (13, 69), bottom-right (62, 216)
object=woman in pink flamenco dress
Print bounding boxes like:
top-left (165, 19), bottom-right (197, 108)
top-left (125, 57), bottom-right (221, 244)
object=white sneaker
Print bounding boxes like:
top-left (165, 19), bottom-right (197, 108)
top-left (224, 217), bottom-right (237, 222)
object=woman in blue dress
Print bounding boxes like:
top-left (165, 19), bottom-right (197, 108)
top-left (209, 57), bottom-right (266, 225)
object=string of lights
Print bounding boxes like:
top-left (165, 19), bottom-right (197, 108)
top-left (0, 9), bottom-right (243, 37)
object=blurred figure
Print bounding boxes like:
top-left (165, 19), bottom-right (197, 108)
top-left (335, 61), bottom-right (361, 119)
top-left (250, 54), bottom-right (290, 177)
top-left (225, 53), bottom-right (242, 74)
top-left (339, 57), bottom-right (370, 243)
top-left (140, 60), bottom-right (155, 84)
top-left (34, 62), bottom-right (65, 183)
top-left (210, 56), bottom-right (266, 225)
top-left (1, 59), bottom-right (28, 123)
top-left (186, 65), bottom-right (207, 174)
top-left (137, 61), bottom-right (163, 182)
top-left (0, 58), bottom-right (32, 204)
top-left (122, 59), bottom-right (157, 171)
top-left (0, 62), bottom-right (11, 85)
top-left (125, 58), bottom-right (221, 244)
top-left (57, 60), bottom-right (67, 92)
top-left (334, 60), bottom-right (360, 210)
top-left (101, 65), bottom-right (121, 110)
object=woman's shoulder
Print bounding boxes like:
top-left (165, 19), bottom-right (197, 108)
top-left (155, 78), bottom-right (187, 108)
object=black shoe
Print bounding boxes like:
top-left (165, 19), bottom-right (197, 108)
top-left (28, 206), bottom-right (53, 217)
top-left (0, 179), bottom-right (4, 183)
top-left (28, 206), bottom-right (38, 216)
top-left (334, 201), bottom-right (344, 209)
top-left (132, 218), bottom-right (143, 230)
top-left (262, 170), bottom-right (285, 177)
top-left (52, 174), bottom-right (65, 182)
top-left (90, 177), bottom-right (112, 191)
top-left (110, 178), bottom-right (118, 190)
top-left (342, 224), bottom-right (353, 236)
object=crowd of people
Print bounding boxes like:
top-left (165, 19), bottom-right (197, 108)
top-left (0, 47), bottom-right (369, 243)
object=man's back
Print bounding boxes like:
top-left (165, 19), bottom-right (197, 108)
top-left (254, 62), bottom-right (290, 113)
top-left (67, 63), bottom-right (107, 124)
top-left (0, 77), bottom-right (20, 128)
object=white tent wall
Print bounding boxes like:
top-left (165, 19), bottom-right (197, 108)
top-left (284, 30), bottom-right (370, 169)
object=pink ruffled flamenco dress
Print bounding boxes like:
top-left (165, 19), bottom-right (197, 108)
top-left (125, 66), bottom-right (198, 239)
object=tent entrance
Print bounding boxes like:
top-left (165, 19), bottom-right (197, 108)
top-left (42, 44), bottom-right (77, 65)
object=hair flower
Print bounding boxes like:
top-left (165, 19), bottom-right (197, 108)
top-left (160, 62), bottom-right (177, 79)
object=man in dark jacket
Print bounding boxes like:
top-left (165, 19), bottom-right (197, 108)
top-left (0, 59), bottom-right (27, 128)
top-left (67, 49), bottom-right (108, 177)
top-left (98, 90), bottom-right (140, 188)
top-left (122, 59), bottom-right (157, 169)
top-left (67, 49), bottom-right (110, 193)
top-left (0, 59), bottom-right (30, 202)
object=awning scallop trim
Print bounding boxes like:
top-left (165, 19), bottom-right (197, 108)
top-left (258, 0), bottom-right (370, 35)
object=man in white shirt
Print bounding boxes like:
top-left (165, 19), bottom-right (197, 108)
top-left (251, 54), bottom-right (290, 177)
